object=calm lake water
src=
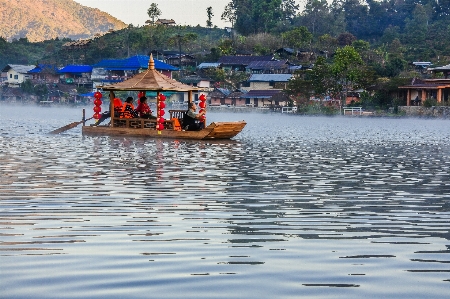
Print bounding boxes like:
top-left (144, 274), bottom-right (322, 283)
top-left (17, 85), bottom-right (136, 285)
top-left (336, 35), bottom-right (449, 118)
top-left (1, 103), bottom-right (450, 299)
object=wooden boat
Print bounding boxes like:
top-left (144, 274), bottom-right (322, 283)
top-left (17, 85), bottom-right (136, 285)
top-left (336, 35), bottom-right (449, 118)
top-left (81, 55), bottom-right (246, 140)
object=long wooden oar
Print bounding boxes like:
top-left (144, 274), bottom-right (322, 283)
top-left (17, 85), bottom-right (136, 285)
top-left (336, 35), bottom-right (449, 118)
top-left (49, 117), bottom-right (94, 134)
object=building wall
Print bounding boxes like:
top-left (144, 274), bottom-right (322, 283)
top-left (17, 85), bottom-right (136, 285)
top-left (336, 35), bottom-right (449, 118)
top-left (7, 70), bottom-right (30, 85)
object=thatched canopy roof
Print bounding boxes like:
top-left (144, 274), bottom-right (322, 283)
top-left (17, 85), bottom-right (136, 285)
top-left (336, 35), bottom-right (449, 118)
top-left (102, 55), bottom-right (201, 92)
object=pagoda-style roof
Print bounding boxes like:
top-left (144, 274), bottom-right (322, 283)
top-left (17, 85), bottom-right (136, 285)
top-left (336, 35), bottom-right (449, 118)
top-left (101, 55), bottom-right (201, 92)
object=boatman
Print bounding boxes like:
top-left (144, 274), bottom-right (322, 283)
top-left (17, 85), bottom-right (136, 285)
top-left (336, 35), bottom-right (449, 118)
top-left (183, 102), bottom-right (205, 131)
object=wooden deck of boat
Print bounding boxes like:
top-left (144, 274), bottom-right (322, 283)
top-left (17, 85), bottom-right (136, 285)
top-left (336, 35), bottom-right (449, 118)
top-left (82, 121), bottom-right (246, 140)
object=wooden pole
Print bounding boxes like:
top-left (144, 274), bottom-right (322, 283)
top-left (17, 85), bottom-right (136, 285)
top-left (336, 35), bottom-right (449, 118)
top-left (156, 91), bottom-right (160, 131)
top-left (110, 91), bottom-right (114, 127)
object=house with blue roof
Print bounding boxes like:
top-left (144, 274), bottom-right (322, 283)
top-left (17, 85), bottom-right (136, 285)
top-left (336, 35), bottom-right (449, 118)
top-left (91, 55), bottom-right (178, 89)
top-left (209, 88), bottom-right (232, 106)
top-left (57, 65), bottom-right (93, 86)
top-left (28, 64), bottom-right (60, 84)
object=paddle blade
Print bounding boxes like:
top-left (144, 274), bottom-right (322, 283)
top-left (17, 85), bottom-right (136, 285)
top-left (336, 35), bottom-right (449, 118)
top-left (49, 121), bottom-right (82, 134)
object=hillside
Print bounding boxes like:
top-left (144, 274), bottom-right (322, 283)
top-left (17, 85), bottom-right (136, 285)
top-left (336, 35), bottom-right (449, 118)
top-left (0, 0), bottom-right (127, 42)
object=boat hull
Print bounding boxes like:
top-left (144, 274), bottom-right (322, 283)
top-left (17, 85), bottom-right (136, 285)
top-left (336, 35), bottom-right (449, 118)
top-left (82, 121), bottom-right (246, 140)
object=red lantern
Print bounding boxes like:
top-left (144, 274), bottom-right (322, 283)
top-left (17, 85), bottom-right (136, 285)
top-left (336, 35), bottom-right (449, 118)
top-left (157, 123), bottom-right (164, 130)
top-left (158, 101), bottom-right (166, 109)
top-left (159, 94), bottom-right (166, 101)
top-left (158, 117), bottom-right (165, 123)
top-left (199, 101), bottom-right (206, 108)
top-left (199, 94), bottom-right (206, 101)
top-left (93, 92), bottom-right (102, 119)
top-left (199, 109), bottom-right (205, 114)
top-left (94, 99), bottom-right (102, 106)
top-left (138, 91), bottom-right (144, 98)
top-left (159, 110), bottom-right (165, 116)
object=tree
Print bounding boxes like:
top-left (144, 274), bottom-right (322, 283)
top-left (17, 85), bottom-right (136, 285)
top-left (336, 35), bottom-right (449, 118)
top-left (147, 3), bottom-right (162, 24)
top-left (206, 7), bottom-right (214, 28)
top-left (281, 0), bottom-right (299, 22)
top-left (221, 2), bottom-right (236, 27)
top-left (282, 26), bottom-right (312, 50)
top-left (232, 0), bottom-right (284, 35)
top-left (317, 34), bottom-right (337, 58)
top-left (404, 4), bottom-right (429, 47)
top-left (301, 0), bottom-right (329, 35)
top-left (287, 46), bottom-right (375, 111)
top-left (331, 45), bottom-right (366, 109)
top-left (205, 68), bottom-right (250, 89)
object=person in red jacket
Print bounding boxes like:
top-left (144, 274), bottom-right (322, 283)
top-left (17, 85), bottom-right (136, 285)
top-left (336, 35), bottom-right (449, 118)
top-left (135, 96), bottom-right (156, 119)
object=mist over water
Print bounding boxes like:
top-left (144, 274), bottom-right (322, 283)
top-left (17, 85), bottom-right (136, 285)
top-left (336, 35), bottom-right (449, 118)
top-left (1, 103), bottom-right (450, 298)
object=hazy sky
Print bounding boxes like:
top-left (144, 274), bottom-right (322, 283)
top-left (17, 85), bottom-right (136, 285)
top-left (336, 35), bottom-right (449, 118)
top-left (74, 0), bottom-right (304, 28)
top-left (74, 0), bottom-right (232, 28)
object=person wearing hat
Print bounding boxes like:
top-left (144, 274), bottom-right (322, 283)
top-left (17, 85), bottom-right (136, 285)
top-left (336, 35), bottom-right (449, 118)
top-left (135, 96), bottom-right (156, 119)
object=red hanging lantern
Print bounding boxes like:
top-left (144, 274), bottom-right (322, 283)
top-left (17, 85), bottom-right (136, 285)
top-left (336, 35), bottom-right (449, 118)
top-left (156, 93), bottom-right (166, 131)
top-left (199, 94), bottom-right (206, 124)
top-left (93, 91), bottom-right (103, 119)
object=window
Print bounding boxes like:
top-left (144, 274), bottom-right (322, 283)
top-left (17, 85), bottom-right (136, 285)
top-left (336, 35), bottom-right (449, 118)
top-left (14, 75), bottom-right (18, 79)
top-left (9, 74), bottom-right (12, 78)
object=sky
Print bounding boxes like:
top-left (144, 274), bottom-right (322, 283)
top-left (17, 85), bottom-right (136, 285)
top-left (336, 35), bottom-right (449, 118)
top-left (74, 0), bottom-right (233, 28)
top-left (74, 0), bottom-right (304, 28)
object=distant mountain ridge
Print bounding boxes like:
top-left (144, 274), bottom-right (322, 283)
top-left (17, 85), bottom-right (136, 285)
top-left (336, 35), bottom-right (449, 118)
top-left (0, 0), bottom-right (127, 42)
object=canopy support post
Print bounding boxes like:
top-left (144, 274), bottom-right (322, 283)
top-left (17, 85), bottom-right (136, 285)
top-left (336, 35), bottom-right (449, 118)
top-left (110, 91), bottom-right (115, 127)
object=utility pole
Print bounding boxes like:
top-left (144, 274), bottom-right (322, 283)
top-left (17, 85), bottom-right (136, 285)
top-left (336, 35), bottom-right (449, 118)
top-left (178, 33), bottom-right (182, 78)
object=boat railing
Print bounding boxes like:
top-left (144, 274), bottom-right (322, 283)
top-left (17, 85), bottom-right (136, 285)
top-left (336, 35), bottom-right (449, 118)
top-left (169, 110), bottom-right (186, 120)
top-left (113, 118), bottom-right (175, 130)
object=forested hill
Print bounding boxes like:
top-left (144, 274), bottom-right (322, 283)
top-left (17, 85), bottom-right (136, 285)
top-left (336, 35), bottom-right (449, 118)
top-left (0, 0), bottom-right (127, 42)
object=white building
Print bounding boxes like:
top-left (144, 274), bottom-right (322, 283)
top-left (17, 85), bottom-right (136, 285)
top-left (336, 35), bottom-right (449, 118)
top-left (2, 64), bottom-right (35, 87)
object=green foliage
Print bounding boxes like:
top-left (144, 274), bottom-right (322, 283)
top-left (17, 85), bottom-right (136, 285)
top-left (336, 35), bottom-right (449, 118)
top-left (233, 0), bottom-right (285, 35)
top-left (33, 84), bottom-right (49, 99)
top-left (281, 27), bottom-right (312, 49)
top-left (147, 3), bottom-right (162, 24)
top-left (423, 98), bottom-right (437, 108)
top-left (20, 80), bottom-right (48, 99)
top-left (20, 80), bottom-right (34, 94)
top-left (204, 68), bottom-right (250, 90)
top-left (206, 7), bottom-right (214, 28)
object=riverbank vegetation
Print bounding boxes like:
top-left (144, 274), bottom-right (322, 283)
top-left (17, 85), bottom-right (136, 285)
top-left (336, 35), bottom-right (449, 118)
top-left (2, 0), bottom-right (450, 114)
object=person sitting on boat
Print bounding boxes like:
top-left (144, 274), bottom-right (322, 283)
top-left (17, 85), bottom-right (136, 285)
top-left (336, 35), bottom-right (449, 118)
top-left (183, 102), bottom-right (205, 131)
top-left (94, 96), bottom-right (124, 126)
top-left (135, 96), bottom-right (156, 119)
top-left (121, 97), bottom-right (138, 118)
